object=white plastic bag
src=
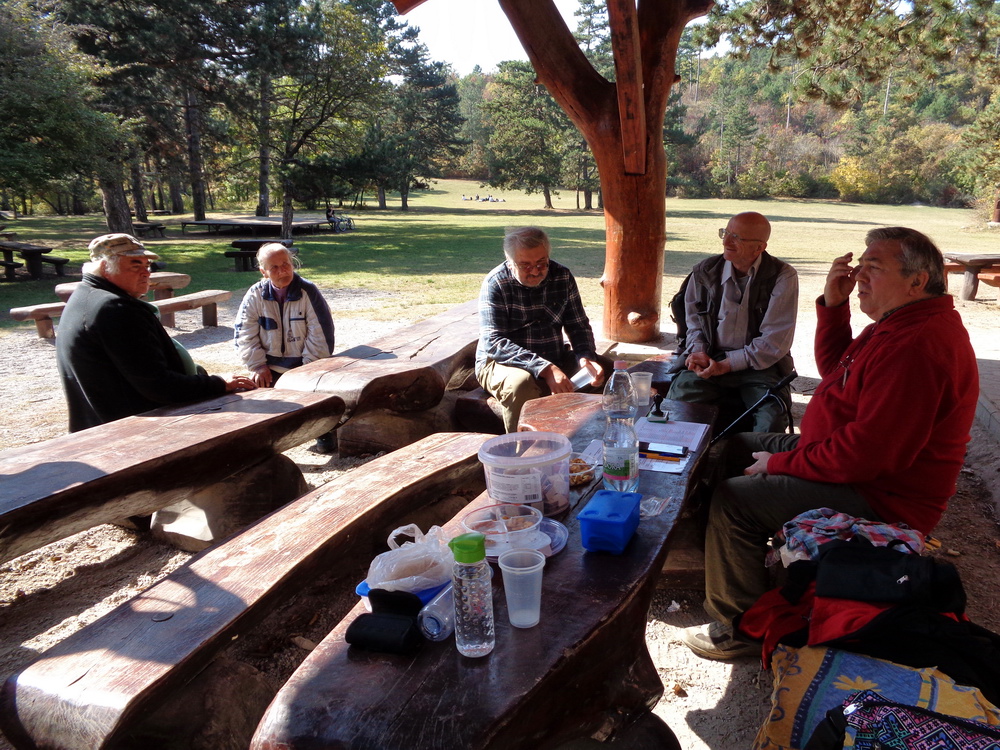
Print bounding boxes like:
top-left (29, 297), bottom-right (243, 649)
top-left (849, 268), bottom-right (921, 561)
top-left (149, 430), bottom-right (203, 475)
top-left (364, 524), bottom-right (452, 593)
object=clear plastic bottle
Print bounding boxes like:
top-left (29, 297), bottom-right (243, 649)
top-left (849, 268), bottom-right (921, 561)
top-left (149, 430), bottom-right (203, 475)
top-left (447, 532), bottom-right (495, 657)
top-left (602, 360), bottom-right (637, 420)
top-left (603, 416), bottom-right (640, 492)
top-left (602, 361), bottom-right (640, 492)
top-left (417, 584), bottom-right (455, 642)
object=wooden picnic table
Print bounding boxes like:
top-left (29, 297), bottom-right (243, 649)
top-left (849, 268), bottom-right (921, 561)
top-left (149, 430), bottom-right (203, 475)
top-left (55, 272), bottom-right (192, 326)
top-left (250, 395), bottom-right (716, 750)
top-left (942, 252), bottom-right (1000, 301)
top-left (0, 241), bottom-right (53, 280)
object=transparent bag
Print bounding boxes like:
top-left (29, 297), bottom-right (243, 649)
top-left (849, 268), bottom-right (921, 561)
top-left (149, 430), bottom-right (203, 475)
top-left (364, 524), bottom-right (452, 594)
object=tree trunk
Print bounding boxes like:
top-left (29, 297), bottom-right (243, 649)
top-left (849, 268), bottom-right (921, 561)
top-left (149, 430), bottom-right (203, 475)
top-left (499, 0), bottom-right (710, 343)
top-left (184, 89), bottom-right (208, 221)
top-left (584, 188), bottom-right (593, 210)
top-left (98, 163), bottom-right (135, 234)
top-left (377, 185), bottom-right (387, 209)
top-left (256, 75), bottom-right (272, 217)
top-left (130, 160), bottom-right (149, 222)
top-left (281, 176), bottom-right (295, 240)
top-left (542, 185), bottom-right (553, 209)
top-left (399, 183), bottom-right (409, 211)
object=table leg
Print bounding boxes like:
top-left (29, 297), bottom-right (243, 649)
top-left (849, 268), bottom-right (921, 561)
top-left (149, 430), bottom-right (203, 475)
top-left (961, 269), bottom-right (979, 301)
top-left (21, 252), bottom-right (43, 280)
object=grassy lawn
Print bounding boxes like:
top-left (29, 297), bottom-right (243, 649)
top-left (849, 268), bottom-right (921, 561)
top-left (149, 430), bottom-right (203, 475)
top-left (3, 178), bottom-right (995, 335)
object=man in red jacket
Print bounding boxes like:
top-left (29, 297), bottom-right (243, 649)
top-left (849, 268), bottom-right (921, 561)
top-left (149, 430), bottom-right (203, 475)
top-left (682, 227), bottom-right (979, 660)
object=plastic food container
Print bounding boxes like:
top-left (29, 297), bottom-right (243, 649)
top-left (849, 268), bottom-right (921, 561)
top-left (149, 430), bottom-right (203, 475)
top-left (578, 490), bottom-right (642, 554)
top-left (461, 503), bottom-right (547, 557)
top-left (569, 452), bottom-right (600, 488)
top-left (478, 431), bottom-right (572, 515)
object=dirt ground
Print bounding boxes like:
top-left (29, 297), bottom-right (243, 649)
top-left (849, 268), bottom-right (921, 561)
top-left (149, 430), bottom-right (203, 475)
top-left (1, 289), bottom-right (998, 750)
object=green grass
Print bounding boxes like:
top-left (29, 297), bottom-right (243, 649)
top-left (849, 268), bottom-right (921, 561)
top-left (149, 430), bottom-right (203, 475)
top-left (3, 180), bottom-right (995, 334)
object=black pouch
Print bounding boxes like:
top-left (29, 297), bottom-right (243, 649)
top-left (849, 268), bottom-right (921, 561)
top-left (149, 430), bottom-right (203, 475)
top-left (815, 538), bottom-right (936, 604)
top-left (344, 588), bottom-right (424, 656)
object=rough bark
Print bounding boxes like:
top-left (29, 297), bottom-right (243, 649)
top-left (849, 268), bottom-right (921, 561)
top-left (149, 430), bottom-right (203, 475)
top-left (255, 75), bottom-right (272, 218)
top-left (184, 88), bottom-right (208, 221)
top-left (130, 159), bottom-right (148, 222)
top-left (497, 0), bottom-right (713, 343)
top-left (97, 163), bottom-right (134, 234)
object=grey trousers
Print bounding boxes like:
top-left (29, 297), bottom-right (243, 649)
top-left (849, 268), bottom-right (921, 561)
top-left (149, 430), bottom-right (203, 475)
top-left (704, 432), bottom-right (879, 625)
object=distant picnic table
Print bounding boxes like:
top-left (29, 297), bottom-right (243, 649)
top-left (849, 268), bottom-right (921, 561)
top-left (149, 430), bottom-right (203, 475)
top-left (943, 252), bottom-right (1000, 301)
top-left (181, 217), bottom-right (325, 236)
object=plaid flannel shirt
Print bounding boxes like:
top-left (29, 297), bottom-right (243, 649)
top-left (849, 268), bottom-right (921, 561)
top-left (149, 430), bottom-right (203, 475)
top-left (475, 259), bottom-right (597, 378)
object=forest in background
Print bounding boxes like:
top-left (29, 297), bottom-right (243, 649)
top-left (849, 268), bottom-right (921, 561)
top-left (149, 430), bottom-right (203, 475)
top-left (4, 0), bottom-right (1000, 220)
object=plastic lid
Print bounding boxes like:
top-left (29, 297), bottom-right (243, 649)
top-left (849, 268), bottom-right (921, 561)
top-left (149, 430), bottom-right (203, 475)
top-left (614, 360), bottom-right (628, 369)
top-left (449, 532), bottom-right (486, 563)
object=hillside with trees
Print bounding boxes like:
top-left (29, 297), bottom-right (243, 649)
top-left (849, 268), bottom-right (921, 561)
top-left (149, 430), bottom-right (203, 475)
top-left (4, 0), bottom-right (1000, 222)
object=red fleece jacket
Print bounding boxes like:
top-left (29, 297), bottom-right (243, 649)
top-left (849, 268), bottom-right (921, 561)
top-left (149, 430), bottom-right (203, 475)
top-left (767, 295), bottom-right (978, 535)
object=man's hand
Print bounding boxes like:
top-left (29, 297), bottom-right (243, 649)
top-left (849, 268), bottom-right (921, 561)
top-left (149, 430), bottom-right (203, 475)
top-left (686, 352), bottom-right (731, 380)
top-left (823, 252), bottom-right (858, 308)
top-left (744, 451), bottom-right (772, 476)
top-left (224, 375), bottom-right (258, 393)
top-left (695, 357), bottom-right (732, 380)
top-left (685, 352), bottom-right (712, 374)
top-left (578, 357), bottom-right (604, 388)
top-left (541, 363), bottom-right (574, 394)
top-left (250, 366), bottom-right (273, 388)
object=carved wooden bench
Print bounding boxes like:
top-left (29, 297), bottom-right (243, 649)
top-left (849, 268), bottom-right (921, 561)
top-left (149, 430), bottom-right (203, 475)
top-left (39, 255), bottom-right (70, 276)
top-left (10, 288), bottom-right (230, 338)
top-left (0, 388), bottom-right (344, 564)
top-left (0, 431), bottom-right (490, 750)
top-left (276, 299), bottom-right (499, 455)
top-left (978, 269), bottom-right (1000, 301)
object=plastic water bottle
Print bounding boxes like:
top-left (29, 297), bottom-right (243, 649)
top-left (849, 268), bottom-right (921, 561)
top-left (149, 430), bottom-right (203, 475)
top-left (602, 360), bottom-right (637, 420)
top-left (447, 533), bottom-right (495, 657)
top-left (603, 360), bottom-right (640, 492)
top-left (417, 584), bottom-right (455, 642)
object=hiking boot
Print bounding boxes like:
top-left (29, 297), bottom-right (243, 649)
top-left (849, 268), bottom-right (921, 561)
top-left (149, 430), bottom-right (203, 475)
top-left (680, 621), bottom-right (758, 661)
top-left (312, 434), bottom-right (336, 454)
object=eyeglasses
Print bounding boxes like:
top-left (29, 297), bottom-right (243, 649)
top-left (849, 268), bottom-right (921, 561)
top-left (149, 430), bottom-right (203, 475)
top-left (719, 228), bottom-right (764, 244)
top-left (511, 259), bottom-right (550, 273)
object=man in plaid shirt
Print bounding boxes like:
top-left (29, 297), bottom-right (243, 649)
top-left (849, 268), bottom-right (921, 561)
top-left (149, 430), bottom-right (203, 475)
top-left (476, 227), bottom-right (605, 432)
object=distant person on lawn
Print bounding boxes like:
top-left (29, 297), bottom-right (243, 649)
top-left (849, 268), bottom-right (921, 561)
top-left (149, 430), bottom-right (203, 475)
top-left (681, 227), bottom-right (979, 661)
top-left (234, 243), bottom-right (336, 452)
top-left (56, 233), bottom-right (255, 433)
top-left (476, 226), bottom-right (605, 433)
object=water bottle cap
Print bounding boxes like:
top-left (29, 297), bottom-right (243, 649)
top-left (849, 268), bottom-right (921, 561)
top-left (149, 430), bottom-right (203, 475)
top-left (614, 360), bottom-right (628, 369)
top-left (449, 532), bottom-right (487, 563)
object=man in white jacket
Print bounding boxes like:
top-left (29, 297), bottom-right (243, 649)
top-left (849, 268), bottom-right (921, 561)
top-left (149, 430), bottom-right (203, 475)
top-left (235, 243), bottom-right (336, 450)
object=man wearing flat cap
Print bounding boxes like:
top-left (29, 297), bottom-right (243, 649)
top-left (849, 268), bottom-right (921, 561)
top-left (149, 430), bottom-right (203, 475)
top-left (56, 233), bottom-right (255, 432)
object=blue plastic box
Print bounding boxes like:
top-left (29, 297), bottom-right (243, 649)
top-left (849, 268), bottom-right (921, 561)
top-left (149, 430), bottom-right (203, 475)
top-left (578, 490), bottom-right (642, 554)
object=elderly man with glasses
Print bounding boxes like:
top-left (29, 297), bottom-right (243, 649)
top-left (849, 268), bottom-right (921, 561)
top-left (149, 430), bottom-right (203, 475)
top-left (476, 226), bottom-right (605, 432)
top-left (667, 211), bottom-right (799, 433)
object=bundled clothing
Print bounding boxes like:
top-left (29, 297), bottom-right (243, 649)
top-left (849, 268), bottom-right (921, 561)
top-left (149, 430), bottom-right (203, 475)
top-left (234, 274), bottom-right (335, 376)
top-left (56, 274), bottom-right (226, 432)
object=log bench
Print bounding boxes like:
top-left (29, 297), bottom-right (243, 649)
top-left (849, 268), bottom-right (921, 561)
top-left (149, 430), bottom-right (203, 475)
top-left (978, 269), bottom-right (1000, 301)
top-left (10, 288), bottom-right (230, 338)
top-left (0, 431), bottom-right (491, 750)
top-left (276, 299), bottom-right (498, 455)
top-left (0, 388), bottom-right (345, 564)
top-left (39, 255), bottom-right (70, 276)
top-left (1, 258), bottom-right (23, 282)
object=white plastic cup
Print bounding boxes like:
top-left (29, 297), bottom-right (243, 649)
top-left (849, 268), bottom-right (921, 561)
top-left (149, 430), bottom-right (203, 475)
top-left (630, 371), bottom-right (653, 411)
top-left (497, 548), bottom-right (546, 628)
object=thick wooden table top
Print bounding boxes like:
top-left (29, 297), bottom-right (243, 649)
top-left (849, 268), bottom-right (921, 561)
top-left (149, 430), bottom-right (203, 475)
top-left (250, 397), bottom-right (717, 750)
top-left (943, 252), bottom-right (1000, 267)
top-left (0, 389), bottom-right (343, 563)
top-left (54, 272), bottom-right (191, 301)
top-left (0, 241), bottom-right (52, 253)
